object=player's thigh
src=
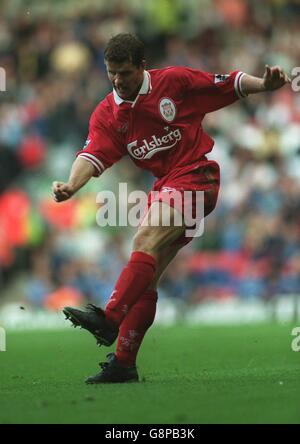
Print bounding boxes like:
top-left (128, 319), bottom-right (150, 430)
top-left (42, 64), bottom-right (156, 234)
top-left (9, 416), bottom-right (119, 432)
top-left (141, 201), bottom-right (184, 227)
top-left (134, 201), bottom-right (186, 252)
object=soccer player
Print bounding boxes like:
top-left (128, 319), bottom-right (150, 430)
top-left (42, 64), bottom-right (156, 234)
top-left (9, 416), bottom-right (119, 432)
top-left (52, 33), bottom-right (290, 384)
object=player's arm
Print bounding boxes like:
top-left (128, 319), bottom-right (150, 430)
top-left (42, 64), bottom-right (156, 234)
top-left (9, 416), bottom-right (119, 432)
top-left (241, 65), bottom-right (291, 95)
top-left (52, 157), bottom-right (95, 202)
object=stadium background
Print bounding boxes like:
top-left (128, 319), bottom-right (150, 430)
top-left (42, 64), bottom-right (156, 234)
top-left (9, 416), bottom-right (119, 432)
top-left (1, 0), bottom-right (300, 323)
top-left (1, 0), bottom-right (300, 426)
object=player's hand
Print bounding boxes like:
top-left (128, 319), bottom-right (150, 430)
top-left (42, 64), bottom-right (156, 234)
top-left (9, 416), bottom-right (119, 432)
top-left (263, 65), bottom-right (291, 91)
top-left (52, 181), bottom-right (74, 202)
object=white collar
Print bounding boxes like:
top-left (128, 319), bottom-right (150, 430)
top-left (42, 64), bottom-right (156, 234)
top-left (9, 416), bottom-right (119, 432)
top-left (113, 70), bottom-right (151, 106)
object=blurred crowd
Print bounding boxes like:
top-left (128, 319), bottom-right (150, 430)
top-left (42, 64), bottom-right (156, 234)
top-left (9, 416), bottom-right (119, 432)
top-left (1, 0), bottom-right (300, 309)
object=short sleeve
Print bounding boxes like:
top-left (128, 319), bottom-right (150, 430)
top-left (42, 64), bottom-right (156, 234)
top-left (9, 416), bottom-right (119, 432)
top-left (76, 108), bottom-right (126, 177)
top-left (170, 66), bottom-right (247, 113)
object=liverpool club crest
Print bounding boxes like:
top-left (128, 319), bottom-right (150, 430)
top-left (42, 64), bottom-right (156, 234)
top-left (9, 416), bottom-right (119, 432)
top-left (159, 97), bottom-right (176, 122)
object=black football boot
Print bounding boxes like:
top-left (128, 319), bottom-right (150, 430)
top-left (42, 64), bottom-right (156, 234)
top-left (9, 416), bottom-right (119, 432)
top-left (63, 304), bottom-right (118, 347)
top-left (85, 353), bottom-right (139, 384)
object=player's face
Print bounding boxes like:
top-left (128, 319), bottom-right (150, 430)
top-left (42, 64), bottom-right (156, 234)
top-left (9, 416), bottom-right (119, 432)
top-left (105, 60), bottom-right (145, 101)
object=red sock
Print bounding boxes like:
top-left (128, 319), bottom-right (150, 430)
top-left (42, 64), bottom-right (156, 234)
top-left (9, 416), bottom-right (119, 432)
top-left (116, 289), bottom-right (158, 367)
top-left (105, 251), bottom-right (156, 327)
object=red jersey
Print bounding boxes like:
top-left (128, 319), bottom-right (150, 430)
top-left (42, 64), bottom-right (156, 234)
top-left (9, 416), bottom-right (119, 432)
top-left (77, 67), bottom-right (246, 179)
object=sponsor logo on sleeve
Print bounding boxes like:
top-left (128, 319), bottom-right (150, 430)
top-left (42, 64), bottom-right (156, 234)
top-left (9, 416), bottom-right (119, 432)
top-left (214, 74), bottom-right (230, 84)
top-left (83, 139), bottom-right (91, 149)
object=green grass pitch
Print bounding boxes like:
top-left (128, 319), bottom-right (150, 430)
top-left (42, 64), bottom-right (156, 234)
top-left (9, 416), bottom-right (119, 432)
top-left (0, 323), bottom-right (299, 424)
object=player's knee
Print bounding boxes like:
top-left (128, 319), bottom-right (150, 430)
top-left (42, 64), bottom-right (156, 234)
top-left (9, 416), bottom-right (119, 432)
top-left (132, 229), bottom-right (156, 255)
top-left (133, 227), bottom-right (171, 256)
top-left (133, 226), bottom-right (181, 256)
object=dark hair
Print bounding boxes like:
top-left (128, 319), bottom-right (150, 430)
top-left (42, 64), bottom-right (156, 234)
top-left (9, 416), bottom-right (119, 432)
top-left (104, 33), bottom-right (145, 67)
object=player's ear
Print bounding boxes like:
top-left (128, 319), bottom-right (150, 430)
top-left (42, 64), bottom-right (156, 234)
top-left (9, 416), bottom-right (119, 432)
top-left (140, 60), bottom-right (146, 70)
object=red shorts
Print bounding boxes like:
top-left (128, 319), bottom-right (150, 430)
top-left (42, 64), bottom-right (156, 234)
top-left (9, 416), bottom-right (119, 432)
top-left (141, 159), bottom-right (220, 246)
